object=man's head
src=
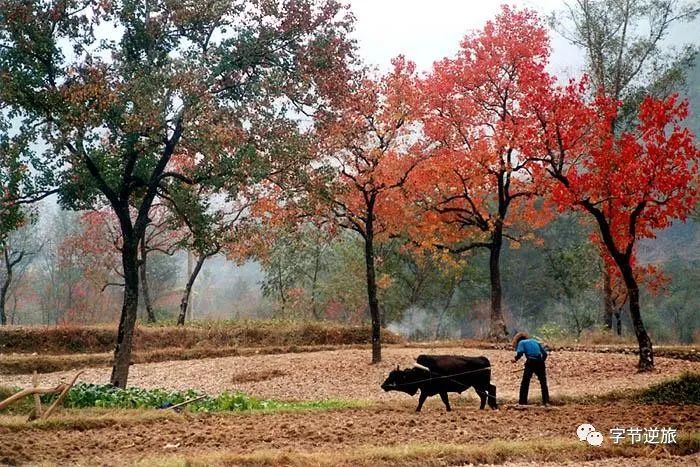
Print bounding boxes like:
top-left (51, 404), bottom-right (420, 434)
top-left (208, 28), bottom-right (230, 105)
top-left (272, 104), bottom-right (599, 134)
top-left (512, 331), bottom-right (529, 350)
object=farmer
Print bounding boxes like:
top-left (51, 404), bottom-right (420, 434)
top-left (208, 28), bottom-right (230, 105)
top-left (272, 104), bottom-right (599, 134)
top-left (511, 332), bottom-right (549, 406)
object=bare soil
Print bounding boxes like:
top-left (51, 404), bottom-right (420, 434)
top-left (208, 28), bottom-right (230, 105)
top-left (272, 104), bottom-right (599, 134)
top-left (0, 401), bottom-right (697, 466)
top-left (1, 347), bottom-right (698, 466)
top-left (2, 347), bottom-right (698, 402)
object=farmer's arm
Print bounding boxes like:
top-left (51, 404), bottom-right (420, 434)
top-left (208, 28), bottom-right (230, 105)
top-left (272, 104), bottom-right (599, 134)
top-left (511, 341), bottom-right (525, 363)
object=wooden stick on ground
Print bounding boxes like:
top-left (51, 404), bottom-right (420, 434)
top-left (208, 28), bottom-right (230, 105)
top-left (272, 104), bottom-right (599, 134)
top-left (163, 395), bottom-right (207, 411)
top-left (0, 384), bottom-right (66, 411)
top-left (41, 370), bottom-right (84, 420)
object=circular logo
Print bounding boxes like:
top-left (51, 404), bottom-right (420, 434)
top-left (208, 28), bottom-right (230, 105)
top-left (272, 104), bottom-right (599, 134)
top-left (576, 423), bottom-right (596, 441)
top-left (586, 431), bottom-right (604, 446)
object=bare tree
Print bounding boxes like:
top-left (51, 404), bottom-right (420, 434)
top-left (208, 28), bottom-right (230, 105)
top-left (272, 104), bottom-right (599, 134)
top-left (0, 219), bottom-right (41, 325)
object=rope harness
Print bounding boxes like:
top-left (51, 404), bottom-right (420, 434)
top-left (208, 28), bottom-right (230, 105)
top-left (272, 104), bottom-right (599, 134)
top-left (386, 366), bottom-right (498, 400)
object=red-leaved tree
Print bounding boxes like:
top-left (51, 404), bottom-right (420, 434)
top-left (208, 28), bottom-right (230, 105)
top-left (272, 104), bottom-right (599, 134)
top-left (532, 83), bottom-right (699, 370)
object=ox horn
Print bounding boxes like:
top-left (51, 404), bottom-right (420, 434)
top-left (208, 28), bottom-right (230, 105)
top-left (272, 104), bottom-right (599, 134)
top-left (413, 362), bottom-right (430, 372)
top-left (395, 364), bottom-right (400, 371)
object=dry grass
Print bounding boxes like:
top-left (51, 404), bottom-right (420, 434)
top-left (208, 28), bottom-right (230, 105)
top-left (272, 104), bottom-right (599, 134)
top-left (0, 400), bottom-right (369, 432)
top-left (126, 434), bottom-right (700, 467)
top-left (2, 323), bottom-right (695, 377)
top-left (0, 321), bottom-right (403, 355)
top-left (575, 329), bottom-right (640, 346)
top-left (0, 321), bottom-right (404, 375)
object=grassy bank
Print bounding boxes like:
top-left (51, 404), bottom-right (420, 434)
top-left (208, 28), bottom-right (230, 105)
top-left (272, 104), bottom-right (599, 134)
top-left (550, 371), bottom-right (700, 406)
top-left (0, 321), bottom-right (403, 355)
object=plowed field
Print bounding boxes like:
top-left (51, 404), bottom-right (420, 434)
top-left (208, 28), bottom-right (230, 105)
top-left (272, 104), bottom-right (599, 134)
top-left (1, 346), bottom-right (698, 466)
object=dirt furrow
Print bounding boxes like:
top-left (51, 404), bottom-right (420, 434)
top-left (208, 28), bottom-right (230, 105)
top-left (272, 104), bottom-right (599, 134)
top-left (1, 402), bottom-right (697, 465)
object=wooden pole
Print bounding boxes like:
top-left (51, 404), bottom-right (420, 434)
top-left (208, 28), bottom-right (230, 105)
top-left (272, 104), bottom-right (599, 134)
top-left (28, 371), bottom-right (43, 421)
top-left (0, 385), bottom-right (65, 411)
top-left (42, 371), bottom-right (84, 420)
top-left (163, 394), bottom-right (207, 411)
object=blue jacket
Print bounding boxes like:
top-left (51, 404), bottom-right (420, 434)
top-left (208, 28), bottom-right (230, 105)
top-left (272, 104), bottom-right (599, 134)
top-left (515, 338), bottom-right (548, 361)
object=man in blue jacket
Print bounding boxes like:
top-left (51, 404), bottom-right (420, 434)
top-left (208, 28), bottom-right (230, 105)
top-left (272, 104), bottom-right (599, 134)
top-left (511, 332), bottom-right (549, 406)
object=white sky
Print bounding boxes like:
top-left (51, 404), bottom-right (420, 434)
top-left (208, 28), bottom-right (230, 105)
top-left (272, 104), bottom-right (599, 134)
top-left (346, 0), bottom-right (698, 80)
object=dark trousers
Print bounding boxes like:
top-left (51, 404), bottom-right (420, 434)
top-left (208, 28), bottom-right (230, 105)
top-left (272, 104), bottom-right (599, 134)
top-left (519, 359), bottom-right (549, 405)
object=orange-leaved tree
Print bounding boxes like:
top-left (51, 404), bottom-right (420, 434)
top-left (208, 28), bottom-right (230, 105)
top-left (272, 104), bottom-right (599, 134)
top-left (409, 6), bottom-right (552, 340)
top-left (532, 81), bottom-right (699, 370)
top-left (312, 57), bottom-right (424, 363)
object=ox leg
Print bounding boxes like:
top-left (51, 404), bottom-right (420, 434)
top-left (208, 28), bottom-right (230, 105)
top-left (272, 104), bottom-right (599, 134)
top-left (439, 392), bottom-right (451, 412)
top-left (416, 392), bottom-right (428, 412)
top-left (488, 384), bottom-right (498, 409)
top-left (476, 387), bottom-right (487, 409)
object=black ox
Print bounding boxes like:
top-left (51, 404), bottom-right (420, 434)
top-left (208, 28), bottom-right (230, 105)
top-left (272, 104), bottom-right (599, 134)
top-left (381, 354), bottom-right (497, 412)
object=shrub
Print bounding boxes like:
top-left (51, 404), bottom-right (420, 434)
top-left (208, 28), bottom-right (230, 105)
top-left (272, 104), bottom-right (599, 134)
top-left (534, 323), bottom-right (567, 342)
top-left (638, 372), bottom-right (700, 405)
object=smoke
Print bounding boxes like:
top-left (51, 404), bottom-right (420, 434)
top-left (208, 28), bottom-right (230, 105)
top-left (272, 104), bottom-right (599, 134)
top-left (387, 305), bottom-right (462, 341)
top-left (181, 255), bottom-right (269, 320)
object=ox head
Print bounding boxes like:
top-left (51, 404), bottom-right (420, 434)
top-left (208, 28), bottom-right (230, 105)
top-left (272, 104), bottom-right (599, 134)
top-left (381, 365), bottom-right (424, 396)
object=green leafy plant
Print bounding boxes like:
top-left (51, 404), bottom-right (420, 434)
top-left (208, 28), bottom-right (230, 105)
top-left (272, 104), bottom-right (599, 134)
top-left (41, 383), bottom-right (356, 413)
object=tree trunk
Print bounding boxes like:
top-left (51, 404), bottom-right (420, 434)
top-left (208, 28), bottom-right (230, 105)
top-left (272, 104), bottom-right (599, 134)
top-left (585, 203), bottom-right (653, 371)
top-left (10, 294), bottom-right (18, 325)
top-left (615, 310), bottom-right (622, 336)
top-left (0, 244), bottom-right (17, 326)
top-left (435, 284), bottom-right (455, 340)
top-left (364, 214), bottom-right (381, 364)
top-left (177, 254), bottom-right (206, 326)
top-left (619, 262), bottom-right (654, 371)
top-left (310, 249), bottom-right (321, 320)
top-left (487, 226), bottom-right (508, 341)
top-left (139, 232), bottom-right (156, 323)
top-left (0, 267), bottom-right (10, 326)
top-left (110, 239), bottom-right (140, 388)
top-left (603, 265), bottom-right (614, 329)
top-left (275, 260), bottom-right (287, 314)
